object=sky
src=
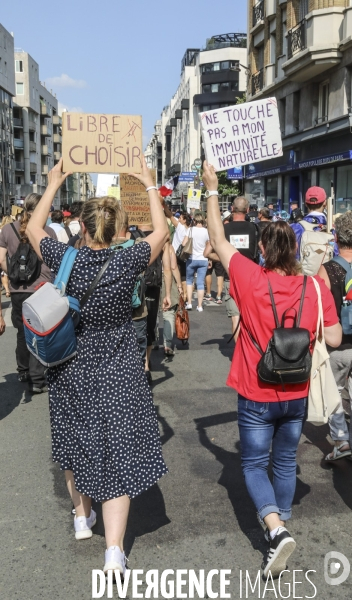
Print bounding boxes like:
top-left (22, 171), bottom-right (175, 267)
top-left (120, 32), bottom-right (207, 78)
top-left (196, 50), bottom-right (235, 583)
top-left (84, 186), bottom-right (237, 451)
top-left (1, 0), bottom-right (247, 149)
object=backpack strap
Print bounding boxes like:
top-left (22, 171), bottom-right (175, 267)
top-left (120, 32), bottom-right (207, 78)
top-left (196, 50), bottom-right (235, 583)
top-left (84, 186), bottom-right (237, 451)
top-left (297, 275), bottom-right (307, 327)
top-left (332, 255), bottom-right (352, 272)
top-left (54, 247), bottom-right (78, 295)
top-left (80, 252), bottom-right (115, 308)
top-left (112, 239), bottom-right (135, 251)
top-left (10, 222), bottom-right (21, 242)
top-left (267, 279), bottom-right (280, 328)
top-left (64, 225), bottom-right (72, 238)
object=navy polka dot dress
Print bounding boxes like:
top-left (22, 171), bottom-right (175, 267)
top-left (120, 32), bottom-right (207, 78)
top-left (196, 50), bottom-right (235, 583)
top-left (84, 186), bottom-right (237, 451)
top-left (40, 237), bottom-right (168, 502)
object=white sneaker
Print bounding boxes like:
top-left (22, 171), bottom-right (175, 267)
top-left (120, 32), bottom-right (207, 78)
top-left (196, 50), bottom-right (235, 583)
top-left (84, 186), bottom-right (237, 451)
top-left (186, 303), bottom-right (192, 310)
top-left (74, 509), bottom-right (97, 540)
top-left (196, 306), bottom-right (203, 312)
top-left (103, 545), bottom-right (127, 578)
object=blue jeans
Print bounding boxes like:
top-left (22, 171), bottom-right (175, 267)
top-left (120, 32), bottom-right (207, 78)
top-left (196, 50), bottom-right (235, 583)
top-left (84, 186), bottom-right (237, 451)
top-left (186, 259), bottom-right (208, 290)
top-left (238, 395), bottom-right (307, 522)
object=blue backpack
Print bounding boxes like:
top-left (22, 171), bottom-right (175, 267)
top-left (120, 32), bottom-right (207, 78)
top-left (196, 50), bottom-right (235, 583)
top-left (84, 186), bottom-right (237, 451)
top-left (111, 239), bottom-right (146, 309)
top-left (23, 247), bottom-right (114, 367)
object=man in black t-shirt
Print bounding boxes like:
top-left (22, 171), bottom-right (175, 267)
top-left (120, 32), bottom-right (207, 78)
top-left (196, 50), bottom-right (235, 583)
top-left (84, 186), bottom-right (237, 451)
top-left (223, 197), bottom-right (259, 333)
top-left (245, 203), bottom-right (258, 223)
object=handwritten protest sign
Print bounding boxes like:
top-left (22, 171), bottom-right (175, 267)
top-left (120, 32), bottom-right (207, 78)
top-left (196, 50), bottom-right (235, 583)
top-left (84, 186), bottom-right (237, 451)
top-left (62, 113), bottom-right (142, 174)
top-left (120, 169), bottom-right (156, 225)
top-left (199, 98), bottom-right (282, 172)
top-left (187, 188), bottom-right (201, 209)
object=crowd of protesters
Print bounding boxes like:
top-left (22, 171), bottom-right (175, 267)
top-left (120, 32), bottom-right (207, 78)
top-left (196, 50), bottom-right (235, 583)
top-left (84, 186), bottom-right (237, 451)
top-left (1, 158), bottom-right (352, 581)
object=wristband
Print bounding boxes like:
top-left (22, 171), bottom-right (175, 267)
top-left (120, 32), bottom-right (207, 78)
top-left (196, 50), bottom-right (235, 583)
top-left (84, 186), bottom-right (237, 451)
top-left (146, 186), bottom-right (158, 192)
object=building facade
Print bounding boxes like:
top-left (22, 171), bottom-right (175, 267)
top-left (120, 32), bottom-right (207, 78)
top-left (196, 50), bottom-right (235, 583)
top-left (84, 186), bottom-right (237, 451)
top-left (247, 0), bottom-right (352, 212)
top-left (0, 24), bottom-right (15, 214)
top-left (147, 33), bottom-right (248, 185)
top-left (13, 50), bottom-right (61, 207)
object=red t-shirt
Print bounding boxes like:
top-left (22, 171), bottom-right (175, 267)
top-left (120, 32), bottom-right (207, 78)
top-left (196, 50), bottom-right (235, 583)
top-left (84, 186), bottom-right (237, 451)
top-left (227, 253), bottom-right (339, 401)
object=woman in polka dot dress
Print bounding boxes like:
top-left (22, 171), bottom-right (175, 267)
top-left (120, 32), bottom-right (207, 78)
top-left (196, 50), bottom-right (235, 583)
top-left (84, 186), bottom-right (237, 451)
top-left (27, 158), bottom-right (169, 576)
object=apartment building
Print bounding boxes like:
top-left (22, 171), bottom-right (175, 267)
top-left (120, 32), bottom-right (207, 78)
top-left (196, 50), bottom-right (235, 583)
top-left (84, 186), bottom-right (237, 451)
top-left (13, 50), bottom-right (61, 207)
top-left (0, 24), bottom-right (15, 214)
top-left (147, 33), bottom-right (247, 184)
top-left (247, 0), bottom-right (352, 211)
top-left (145, 120), bottom-right (163, 186)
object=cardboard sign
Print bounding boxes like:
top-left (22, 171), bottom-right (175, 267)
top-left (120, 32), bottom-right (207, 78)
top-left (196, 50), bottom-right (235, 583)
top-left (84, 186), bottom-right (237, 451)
top-left (187, 188), bottom-right (201, 209)
top-left (199, 98), bottom-right (283, 172)
top-left (62, 113), bottom-right (142, 174)
top-left (120, 169), bottom-right (156, 225)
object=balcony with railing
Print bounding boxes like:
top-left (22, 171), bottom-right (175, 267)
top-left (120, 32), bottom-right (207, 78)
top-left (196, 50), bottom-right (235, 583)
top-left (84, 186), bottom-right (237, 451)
top-left (30, 162), bottom-right (37, 173)
top-left (251, 69), bottom-right (264, 96)
top-left (54, 151), bottom-right (61, 161)
top-left (283, 9), bottom-right (343, 81)
top-left (53, 133), bottom-right (62, 144)
top-left (29, 141), bottom-right (36, 152)
top-left (13, 118), bottom-right (23, 128)
top-left (52, 115), bottom-right (62, 126)
top-left (42, 164), bottom-right (49, 175)
top-left (28, 118), bottom-right (36, 131)
top-left (15, 161), bottom-right (24, 171)
top-left (252, 1), bottom-right (264, 30)
top-left (287, 20), bottom-right (306, 60)
top-left (40, 103), bottom-right (51, 117)
top-left (41, 125), bottom-right (52, 136)
top-left (41, 145), bottom-right (51, 156)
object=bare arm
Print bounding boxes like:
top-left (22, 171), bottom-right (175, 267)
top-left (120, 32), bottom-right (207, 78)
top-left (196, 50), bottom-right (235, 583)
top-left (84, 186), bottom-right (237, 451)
top-left (131, 157), bottom-right (169, 265)
top-left (163, 203), bottom-right (180, 229)
top-left (317, 265), bottom-right (331, 290)
top-left (203, 240), bottom-right (220, 261)
top-left (325, 323), bottom-right (342, 347)
top-left (27, 158), bottom-right (71, 258)
top-left (202, 161), bottom-right (236, 274)
top-left (170, 245), bottom-right (182, 291)
top-left (0, 247), bottom-right (7, 273)
top-left (162, 242), bottom-right (172, 310)
top-left (0, 291), bottom-right (4, 336)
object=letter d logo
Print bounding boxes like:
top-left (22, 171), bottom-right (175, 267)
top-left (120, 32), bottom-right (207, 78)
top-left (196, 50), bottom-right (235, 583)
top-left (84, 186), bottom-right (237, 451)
top-left (324, 552), bottom-right (350, 586)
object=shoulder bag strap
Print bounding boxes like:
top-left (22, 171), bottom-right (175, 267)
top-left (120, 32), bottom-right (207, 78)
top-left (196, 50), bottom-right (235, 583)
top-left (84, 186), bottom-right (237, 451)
top-left (311, 277), bottom-right (324, 342)
top-left (297, 275), bottom-right (307, 327)
top-left (267, 279), bottom-right (280, 328)
top-left (80, 252), bottom-right (115, 308)
top-left (10, 222), bottom-right (21, 242)
top-left (54, 246), bottom-right (78, 295)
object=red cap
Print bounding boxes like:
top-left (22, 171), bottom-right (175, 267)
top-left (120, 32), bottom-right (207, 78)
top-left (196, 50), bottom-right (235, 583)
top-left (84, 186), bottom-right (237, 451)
top-left (62, 211), bottom-right (71, 217)
top-left (305, 186), bottom-right (326, 205)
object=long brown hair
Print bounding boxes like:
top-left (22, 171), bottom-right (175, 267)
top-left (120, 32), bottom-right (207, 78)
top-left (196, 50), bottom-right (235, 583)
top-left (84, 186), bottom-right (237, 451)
top-left (261, 221), bottom-right (301, 276)
top-left (81, 196), bottom-right (123, 245)
top-left (19, 193), bottom-right (42, 243)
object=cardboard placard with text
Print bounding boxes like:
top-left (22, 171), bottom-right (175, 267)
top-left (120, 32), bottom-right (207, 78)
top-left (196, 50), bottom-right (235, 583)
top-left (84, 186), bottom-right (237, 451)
top-left (120, 170), bottom-right (156, 225)
top-left (62, 113), bottom-right (142, 174)
top-left (199, 98), bottom-right (282, 172)
top-left (187, 188), bottom-right (201, 209)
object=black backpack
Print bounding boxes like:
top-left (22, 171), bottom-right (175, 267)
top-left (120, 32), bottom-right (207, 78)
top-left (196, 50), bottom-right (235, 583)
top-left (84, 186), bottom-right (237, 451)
top-left (7, 224), bottom-right (42, 285)
top-left (248, 276), bottom-right (312, 390)
top-left (131, 229), bottom-right (162, 288)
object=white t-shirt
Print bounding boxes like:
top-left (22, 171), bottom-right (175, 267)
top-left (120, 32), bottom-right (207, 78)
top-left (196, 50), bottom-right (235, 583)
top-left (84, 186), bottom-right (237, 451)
top-left (49, 222), bottom-right (69, 243)
top-left (186, 226), bottom-right (209, 261)
top-left (172, 222), bottom-right (187, 252)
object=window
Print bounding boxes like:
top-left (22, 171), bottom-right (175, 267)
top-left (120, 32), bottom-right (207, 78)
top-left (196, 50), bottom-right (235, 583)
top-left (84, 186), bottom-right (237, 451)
top-left (32, 87), bottom-right (35, 100)
top-left (16, 83), bottom-right (24, 95)
top-left (15, 60), bottom-right (23, 73)
top-left (319, 167), bottom-right (334, 200)
top-left (319, 81), bottom-right (329, 122)
top-left (221, 61), bottom-right (230, 69)
top-left (293, 91), bottom-right (300, 130)
top-left (211, 83), bottom-right (219, 93)
top-left (0, 58), bottom-right (2, 74)
top-left (299, 0), bottom-right (309, 21)
top-left (213, 62), bottom-right (220, 71)
top-left (270, 34), bottom-right (276, 64)
top-left (16, 176), bottom-right (21, 185)
top-left (336, 165), bottom-right (352, 213)
top-left (279, 98), bottom-right (286, 134)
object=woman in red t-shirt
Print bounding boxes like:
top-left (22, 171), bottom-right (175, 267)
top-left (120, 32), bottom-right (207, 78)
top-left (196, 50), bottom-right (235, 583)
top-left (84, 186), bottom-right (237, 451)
top-left (203, 162), bottom-right (342, 579)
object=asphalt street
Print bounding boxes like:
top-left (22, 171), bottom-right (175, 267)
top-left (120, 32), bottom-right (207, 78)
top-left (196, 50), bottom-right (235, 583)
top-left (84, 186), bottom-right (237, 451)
top-left (1, 290), bottom-right (352, 599)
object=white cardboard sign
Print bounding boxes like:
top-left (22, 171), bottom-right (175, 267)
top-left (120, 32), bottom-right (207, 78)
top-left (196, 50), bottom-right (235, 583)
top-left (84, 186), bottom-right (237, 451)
top-left (187, 188), bottom-right (201, 209)
top-left (199, 98), bottom-right (283, 172)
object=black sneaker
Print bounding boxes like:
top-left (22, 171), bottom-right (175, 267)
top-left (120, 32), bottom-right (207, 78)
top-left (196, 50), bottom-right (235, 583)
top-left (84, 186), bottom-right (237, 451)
top-left (262, 527), bottom-right (296, 579)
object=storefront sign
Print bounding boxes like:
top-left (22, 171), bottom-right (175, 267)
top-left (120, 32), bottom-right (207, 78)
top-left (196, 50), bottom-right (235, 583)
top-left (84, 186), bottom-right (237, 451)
top-left (227, 167), bottom-right (243, 180)
top-left (246, 150), bottom-right (352, 179)
top-left (199, 98), bottom-right (283, 171)
top-left (62, 112), bottom-right (143, 173)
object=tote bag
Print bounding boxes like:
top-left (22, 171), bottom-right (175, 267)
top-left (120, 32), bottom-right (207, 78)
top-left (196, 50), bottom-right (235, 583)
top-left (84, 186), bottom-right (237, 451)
top-left (307, 278), bottom-right (342, 424)
top-left (179, 228), bottom-right (193, 262)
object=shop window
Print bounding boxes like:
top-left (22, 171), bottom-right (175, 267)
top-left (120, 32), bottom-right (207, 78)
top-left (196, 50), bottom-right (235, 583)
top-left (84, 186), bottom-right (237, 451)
top-left (266, 177), bottom-right (279, 206)
top-left (318, 81), bottom-right (329, 123)
top-left (336, 165), bottom-right (352, 213)
top-left (319, 167), bottom-right (334, 200)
